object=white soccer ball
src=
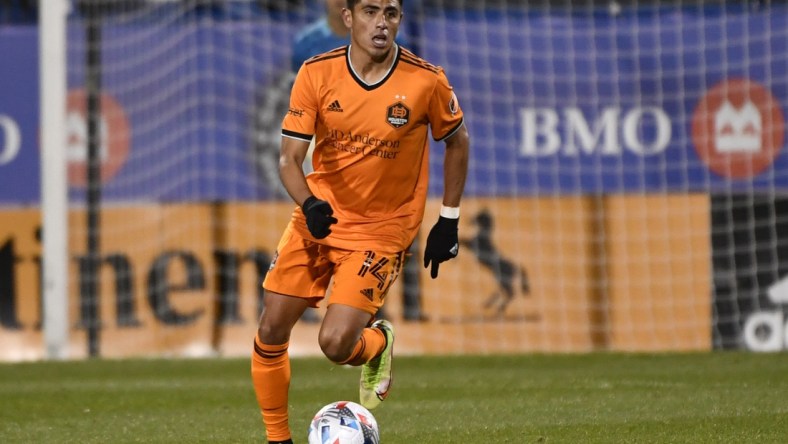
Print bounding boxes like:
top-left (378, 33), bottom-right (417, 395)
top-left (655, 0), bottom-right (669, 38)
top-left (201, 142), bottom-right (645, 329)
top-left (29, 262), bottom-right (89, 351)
top-left (307, 400), bottom-right (380, 444)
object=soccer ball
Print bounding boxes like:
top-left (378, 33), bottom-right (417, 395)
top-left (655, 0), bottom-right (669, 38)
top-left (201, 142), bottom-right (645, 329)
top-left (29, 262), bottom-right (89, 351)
top-left (307, 400), bottom-right (380, 444)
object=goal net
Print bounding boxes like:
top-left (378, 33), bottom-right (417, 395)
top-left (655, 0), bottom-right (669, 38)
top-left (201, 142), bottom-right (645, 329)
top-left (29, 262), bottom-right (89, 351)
top-left (4, 0), bottom-right (788, 360)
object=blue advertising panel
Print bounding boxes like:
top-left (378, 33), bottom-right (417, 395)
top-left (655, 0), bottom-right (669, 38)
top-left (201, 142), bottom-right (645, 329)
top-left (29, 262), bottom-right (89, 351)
top-left (62, 19), bottom-right (299, 203)
top-left (2, 6), bottom-right (788, 205)
top-left (421, 6), bottom-right (788, 196)
top-left (0, 26), bottom-right (40, 205)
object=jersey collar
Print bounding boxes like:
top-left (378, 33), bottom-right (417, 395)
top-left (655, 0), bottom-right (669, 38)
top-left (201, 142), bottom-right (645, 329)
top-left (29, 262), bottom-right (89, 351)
top-left (346, 44), bottom-right (400, 91)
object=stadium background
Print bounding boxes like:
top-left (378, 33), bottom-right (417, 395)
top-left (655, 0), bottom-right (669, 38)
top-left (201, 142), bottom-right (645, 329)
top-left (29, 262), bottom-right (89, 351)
top-left (1, 0), bottom-right (787, 360)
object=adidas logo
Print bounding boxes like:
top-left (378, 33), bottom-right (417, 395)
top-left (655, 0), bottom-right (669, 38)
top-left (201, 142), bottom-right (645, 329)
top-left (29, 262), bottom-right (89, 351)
top-left (360, 288), bottom-right (374, 301)
top-left (327, 100), bottom-right (343, 112)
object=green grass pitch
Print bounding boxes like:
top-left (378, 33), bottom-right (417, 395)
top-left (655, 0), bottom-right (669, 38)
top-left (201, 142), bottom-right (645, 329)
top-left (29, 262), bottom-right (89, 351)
top-left (1, 353), bottom-right (787, 443)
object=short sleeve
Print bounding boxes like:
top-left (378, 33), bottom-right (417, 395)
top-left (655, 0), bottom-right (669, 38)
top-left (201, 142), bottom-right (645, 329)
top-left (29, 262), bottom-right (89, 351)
top-left (282, 64), bottom-right (318, 141)
top-left (428, 69), bottom-right (464, 141)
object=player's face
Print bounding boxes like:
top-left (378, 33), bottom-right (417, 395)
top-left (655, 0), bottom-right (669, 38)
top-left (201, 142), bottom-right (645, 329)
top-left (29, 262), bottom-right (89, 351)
top-left (343, 0), bottom-right (402, 60)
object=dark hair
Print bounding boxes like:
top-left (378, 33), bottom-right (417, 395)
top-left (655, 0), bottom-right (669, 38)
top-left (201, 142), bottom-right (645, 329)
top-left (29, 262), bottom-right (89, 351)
top-left (346, 0), bottom-right (403, 9)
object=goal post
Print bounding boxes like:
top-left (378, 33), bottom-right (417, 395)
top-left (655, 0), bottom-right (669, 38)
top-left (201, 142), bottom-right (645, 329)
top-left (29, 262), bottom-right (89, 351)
top-left (39, 0), bottom-right (69, 360)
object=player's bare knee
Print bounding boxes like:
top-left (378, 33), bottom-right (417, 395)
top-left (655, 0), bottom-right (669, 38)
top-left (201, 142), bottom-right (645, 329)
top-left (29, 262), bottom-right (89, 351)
top-left (257, 323), bottom-right (289, 345)
top-left (318, 333), bottom-right (353, 363)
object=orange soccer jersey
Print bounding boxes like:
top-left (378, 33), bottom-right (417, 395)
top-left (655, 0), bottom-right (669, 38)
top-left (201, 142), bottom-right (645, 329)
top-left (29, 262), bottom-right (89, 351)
top-left (282, 45), bottom-right (464, 253)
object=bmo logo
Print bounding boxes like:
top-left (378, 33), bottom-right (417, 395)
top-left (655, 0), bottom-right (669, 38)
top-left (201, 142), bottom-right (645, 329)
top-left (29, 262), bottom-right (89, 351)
top-left (743, 277), bottom-right (788, 351)
top-left (0, 114), bottom-right (21, 165)
top-left (520, 106), bottom-right (671, 156)
top-left (67, 89), bottom-right (130, 187)
top-left (691, 78), bottom-right (784, 180)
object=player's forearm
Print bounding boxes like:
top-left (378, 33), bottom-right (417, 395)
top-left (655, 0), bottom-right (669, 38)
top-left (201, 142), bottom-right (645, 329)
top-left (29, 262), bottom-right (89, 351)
top-left (279, 155), bottom-right (313, 207)
top-left (279, 135), bottom-right (315, 206)
top-left (442, 125), bottom-right (470, 208)
top-left (280, 166), bottom-right (313, 207)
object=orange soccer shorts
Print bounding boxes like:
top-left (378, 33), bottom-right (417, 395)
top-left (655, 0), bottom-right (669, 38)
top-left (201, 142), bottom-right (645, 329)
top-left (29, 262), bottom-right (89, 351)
top-left (263, 222), bottom-right (406, 315)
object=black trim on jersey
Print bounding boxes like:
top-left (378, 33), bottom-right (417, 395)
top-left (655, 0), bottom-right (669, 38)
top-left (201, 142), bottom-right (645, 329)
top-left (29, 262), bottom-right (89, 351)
top-left (399, 50), bottom-right (440, 73)
top-left (346, 45), bottom-right (401, 91)
top-left (434, 118), bottom-right (465, 142)
top-left (282, 129), bottom-right (313, 142)
top-left (305, 46), bottom-right (347, 65)
top-left (400, 47), bottom-right (433, 64)
top-left (399, 57), bottom-right (440, 73)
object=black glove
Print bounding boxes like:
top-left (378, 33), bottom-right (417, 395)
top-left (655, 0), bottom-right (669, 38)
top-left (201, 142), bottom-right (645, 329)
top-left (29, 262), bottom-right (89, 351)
top-left (423, 216), bottom-right (459, 279)
top-left (302, 195), bottom-right (337, 239)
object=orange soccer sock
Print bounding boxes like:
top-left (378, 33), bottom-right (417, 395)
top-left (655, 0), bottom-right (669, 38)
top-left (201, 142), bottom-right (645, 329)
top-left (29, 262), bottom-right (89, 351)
top-left (251, 336), bottom-right (291, 442)
top-left (339, 325), bottom-right (387, 366)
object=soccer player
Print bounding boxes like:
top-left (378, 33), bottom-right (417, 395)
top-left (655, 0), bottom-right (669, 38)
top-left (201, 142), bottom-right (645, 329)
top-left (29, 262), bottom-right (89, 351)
top-left (290, 0), bottom-right (415, 325)
top-left (250, 0), bottom-right (469, 443)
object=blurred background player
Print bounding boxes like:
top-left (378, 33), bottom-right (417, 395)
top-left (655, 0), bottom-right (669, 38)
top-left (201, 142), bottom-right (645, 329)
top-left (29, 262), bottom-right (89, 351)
top-left (292, 0), bottom-right (410, 72)
top-left (290, 0), bottom-right (351, 73)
